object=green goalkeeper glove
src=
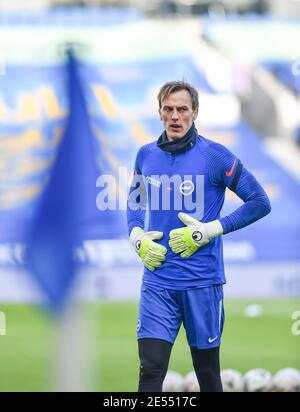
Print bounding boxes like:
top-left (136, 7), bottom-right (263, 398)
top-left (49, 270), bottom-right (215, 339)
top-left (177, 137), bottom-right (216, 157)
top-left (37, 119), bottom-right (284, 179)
top-left (130, 227), bottom-right (167, 271)
top-left (169, 212), bottom-right (223, 258)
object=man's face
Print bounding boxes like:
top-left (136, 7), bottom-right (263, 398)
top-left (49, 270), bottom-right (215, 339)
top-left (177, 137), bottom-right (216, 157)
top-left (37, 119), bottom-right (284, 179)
top-left (159, 89), bottom-right (198, 141)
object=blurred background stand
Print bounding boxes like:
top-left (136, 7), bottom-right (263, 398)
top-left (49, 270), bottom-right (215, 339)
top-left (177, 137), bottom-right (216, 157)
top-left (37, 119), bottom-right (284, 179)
top-left (0, 0), bottom-right (299, 392)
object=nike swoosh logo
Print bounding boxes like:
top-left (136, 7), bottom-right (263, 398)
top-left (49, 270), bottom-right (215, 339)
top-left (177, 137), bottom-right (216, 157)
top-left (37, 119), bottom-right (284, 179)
top-left (225, 159), bottom-right (237, 177)
top-left (208, 336), bottom-right (218, 343)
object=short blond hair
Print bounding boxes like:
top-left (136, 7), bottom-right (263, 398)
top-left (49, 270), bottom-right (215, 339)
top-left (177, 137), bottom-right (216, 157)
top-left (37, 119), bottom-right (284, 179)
top-left (157, 80), bottom-right (199, 110)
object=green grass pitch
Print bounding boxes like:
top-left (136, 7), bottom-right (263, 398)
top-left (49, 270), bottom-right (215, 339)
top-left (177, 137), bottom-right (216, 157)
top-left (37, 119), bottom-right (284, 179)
top-left (0, 299), bottom-right (299, 391)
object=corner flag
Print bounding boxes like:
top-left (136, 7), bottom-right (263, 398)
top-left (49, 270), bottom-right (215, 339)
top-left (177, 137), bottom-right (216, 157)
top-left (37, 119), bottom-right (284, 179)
top-left (26, 49), bottom-right (99, 313)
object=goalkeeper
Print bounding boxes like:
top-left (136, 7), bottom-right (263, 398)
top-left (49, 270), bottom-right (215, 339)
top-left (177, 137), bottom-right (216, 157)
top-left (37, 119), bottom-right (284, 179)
top-left (127, 81), bottom-right (271, 392)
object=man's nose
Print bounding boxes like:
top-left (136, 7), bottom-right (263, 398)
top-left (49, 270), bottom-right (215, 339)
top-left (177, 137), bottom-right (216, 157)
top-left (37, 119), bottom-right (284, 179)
top-left (171, 109), bottom-right (179, 120)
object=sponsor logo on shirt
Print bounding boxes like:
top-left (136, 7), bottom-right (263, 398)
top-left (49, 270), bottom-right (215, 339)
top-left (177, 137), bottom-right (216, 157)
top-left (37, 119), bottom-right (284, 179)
top-left (145, 176), bottom-right (161, 188)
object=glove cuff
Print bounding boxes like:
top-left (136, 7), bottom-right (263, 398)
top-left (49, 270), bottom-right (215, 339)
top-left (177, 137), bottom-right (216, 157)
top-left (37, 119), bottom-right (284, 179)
top-left (205, 220), bottom-right (224, 239)
top-left (129, 226), bottom-right (144, 250)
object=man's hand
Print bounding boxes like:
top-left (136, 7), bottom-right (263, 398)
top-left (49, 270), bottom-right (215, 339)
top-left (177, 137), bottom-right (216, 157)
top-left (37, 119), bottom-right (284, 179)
top-left (169, 213), bottom-right (223, 258)
top-left (130, 227), bottom-right (167, 271)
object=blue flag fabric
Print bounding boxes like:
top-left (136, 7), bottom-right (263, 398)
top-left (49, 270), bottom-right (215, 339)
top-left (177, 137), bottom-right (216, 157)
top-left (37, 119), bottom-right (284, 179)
top-left (26, 50), bottom-right (99, 313)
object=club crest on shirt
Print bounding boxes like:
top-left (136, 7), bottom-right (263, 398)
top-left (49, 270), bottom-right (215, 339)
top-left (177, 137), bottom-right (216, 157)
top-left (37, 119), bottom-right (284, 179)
top-left (180, 180), bottom-right (195, 196)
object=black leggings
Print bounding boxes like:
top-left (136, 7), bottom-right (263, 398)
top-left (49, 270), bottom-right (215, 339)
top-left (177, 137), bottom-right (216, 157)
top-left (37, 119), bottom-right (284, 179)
top-left (138, 338), bottom-right (223, 392)
top-left (190, 345), bottom-right (223, 392)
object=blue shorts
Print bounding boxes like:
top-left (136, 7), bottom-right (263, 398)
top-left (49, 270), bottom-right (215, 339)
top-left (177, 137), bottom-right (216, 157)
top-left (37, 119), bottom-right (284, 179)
top-left (137, 283), bottom-right (224, 349)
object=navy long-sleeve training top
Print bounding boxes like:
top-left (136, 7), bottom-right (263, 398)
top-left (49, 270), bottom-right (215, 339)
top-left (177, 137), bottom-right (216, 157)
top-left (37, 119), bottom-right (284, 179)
top-left (127, 134), bottom-right (271, 289)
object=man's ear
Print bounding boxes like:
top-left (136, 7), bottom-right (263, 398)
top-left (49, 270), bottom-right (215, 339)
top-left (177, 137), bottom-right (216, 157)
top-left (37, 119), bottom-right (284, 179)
top-left (192, 108), bottom-right (198, 120)
top-left (158, 108), bottom-right (162, 120)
